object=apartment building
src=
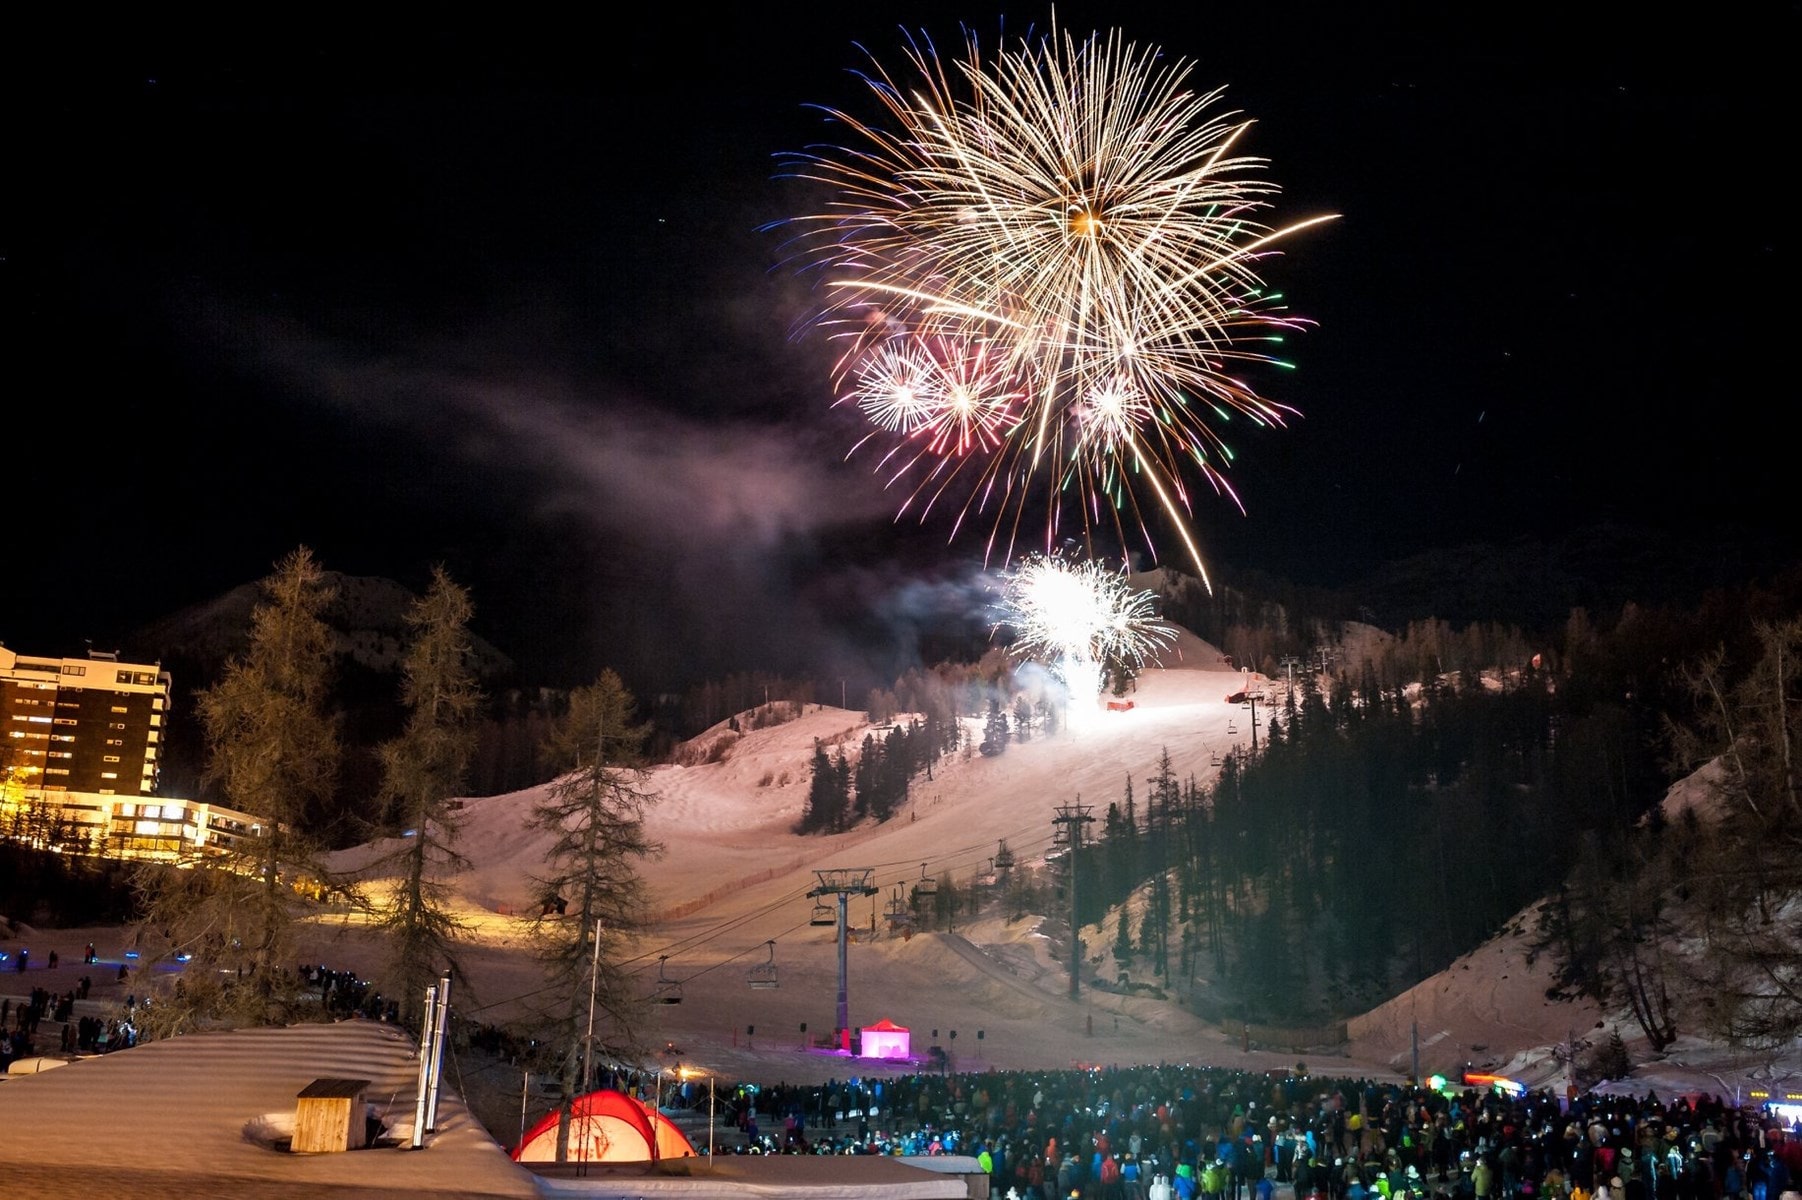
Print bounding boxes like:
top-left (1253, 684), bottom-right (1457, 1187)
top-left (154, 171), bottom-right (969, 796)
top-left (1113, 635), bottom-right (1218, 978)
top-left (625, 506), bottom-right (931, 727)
top-left (1, 643), bottom-right (262, 861)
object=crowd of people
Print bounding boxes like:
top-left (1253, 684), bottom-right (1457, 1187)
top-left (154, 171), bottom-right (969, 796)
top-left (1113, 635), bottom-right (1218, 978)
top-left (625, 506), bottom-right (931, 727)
top-left (686, 1063), bottom-right (1799, 1200)
top-left (0, 954), bottom-right (392, 1075)
top-left (5, 939), bottom-right (1799, 1200)
top-left (1, 983), bottom-right (136, 1070)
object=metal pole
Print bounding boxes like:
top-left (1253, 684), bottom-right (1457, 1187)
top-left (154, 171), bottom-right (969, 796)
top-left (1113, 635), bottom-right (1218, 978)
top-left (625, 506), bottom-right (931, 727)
top-left (425, 973), bottom-right (451, 1132)
top-left (708, 1074), bottom-right (715, 1159)
top-left (836, 891), bottom-right (851, 1043)
top-left (1069, 817), bottom-right (1081, 999)
top-left (411, 983), bottom-right (437, 1148)
top-left (520, 1072), bottom-right (530, 1146)
top-left (651, 1067), bottom-right (664, 1163)
top-left (583, 917), bottom-right (602, 1094)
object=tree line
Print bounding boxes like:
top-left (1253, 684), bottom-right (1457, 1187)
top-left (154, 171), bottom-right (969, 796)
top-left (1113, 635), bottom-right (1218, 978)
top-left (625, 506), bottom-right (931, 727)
top-left (821, 571), bottom-right (1802, 1053)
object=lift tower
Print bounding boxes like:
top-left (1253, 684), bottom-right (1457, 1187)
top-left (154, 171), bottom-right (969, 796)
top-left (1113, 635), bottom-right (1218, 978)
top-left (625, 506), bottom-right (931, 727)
top-left (1051, 802), bottom-right (1095, 999)
top-left (810, 868), bottom-right (878, 1049)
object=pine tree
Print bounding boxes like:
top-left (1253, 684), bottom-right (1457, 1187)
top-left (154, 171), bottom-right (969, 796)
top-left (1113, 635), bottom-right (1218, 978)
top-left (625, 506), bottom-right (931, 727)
top-left (833, 748), bottom-right (852, 825)
top-left (1114, 903), bottom-right (1135, 968)
top-left (981, 698), bottom-right (1010, 755)
top-left (801, 741), bottom-right (840, 833)
top-left (1013, 696), bottom-right (1033, 743)
top-left (530, 670), bottom-right (664, 1162)
top-left (853, 733), bottom-right (879, 820)
top-left (138, 547), bottom-right (341, 1034)
top-left (370, 567), bottom-right (482, 1028)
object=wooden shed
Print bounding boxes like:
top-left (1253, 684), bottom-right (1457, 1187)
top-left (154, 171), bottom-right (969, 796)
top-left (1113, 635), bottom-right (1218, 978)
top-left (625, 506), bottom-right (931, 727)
top-left (293, 1077), bottom-right (371, 1153)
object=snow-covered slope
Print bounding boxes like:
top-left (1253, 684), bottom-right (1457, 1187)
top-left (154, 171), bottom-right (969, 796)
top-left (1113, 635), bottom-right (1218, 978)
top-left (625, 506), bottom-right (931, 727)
top-left (307, 644), bottom-right (1796, 1096)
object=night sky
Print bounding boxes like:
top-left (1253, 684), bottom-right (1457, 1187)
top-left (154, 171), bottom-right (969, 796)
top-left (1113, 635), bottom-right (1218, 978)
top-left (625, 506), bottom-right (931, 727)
top-left (5, 8), bottom-right (1788, 693)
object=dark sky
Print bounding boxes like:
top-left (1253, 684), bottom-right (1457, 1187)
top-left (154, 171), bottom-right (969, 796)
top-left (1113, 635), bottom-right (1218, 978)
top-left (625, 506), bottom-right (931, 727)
top-left (4, 8), bottom-right (1789, 693)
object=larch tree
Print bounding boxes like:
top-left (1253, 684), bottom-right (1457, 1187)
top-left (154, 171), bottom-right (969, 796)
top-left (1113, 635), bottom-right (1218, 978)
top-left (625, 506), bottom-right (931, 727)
top-left (529, 669), bottom-right (663, 1163)
top-left (138, 546), bottom-right (341, 1033)
top-left (370, 566), bottom-right (482, 1029)
top-left (1667, 617), bottom-right (1802, 1054)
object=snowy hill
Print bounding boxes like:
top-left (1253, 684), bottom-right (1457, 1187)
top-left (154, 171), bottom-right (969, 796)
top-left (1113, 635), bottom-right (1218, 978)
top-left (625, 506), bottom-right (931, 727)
top-left (311, 642), bottom-right (1799, 1097)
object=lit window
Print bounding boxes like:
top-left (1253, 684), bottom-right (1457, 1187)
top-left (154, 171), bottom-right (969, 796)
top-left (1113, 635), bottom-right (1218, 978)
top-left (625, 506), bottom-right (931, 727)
top-left (100, 771), bottom-right (118, 779)
top-left (117, 671), bottom-right (132, 684)
top-left (110, 706), bottom-right (128, 714)
top-left (61, 665), bottom-right (86, 677)
top-left (103, 755), bottom-right (120, 763)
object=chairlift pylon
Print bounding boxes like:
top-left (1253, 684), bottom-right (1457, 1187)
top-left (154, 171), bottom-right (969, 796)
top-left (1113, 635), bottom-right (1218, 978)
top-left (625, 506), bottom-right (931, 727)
top-left (747, 940), bottom-right (778, 990)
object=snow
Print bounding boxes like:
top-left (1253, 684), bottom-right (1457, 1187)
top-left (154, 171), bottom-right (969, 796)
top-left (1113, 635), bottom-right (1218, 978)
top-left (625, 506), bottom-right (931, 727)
top-left (4, 638), bottom-right (1799, 1195)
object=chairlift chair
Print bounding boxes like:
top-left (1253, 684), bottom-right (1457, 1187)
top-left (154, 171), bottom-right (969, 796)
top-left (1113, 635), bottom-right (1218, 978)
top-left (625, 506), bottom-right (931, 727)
top-left (809, 902), bottom-right (836, 927)
top-left (913, 862), bottom-right (936, 898)
top-left (747, 940), bottom-right (778, 990)
top-left (652, 955), bottom-right (684, 1004)
top-left (993, 841), bottom-right (1015, 872)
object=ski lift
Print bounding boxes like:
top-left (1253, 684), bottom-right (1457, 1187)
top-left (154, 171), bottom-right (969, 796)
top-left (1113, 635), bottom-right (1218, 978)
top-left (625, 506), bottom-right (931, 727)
top-left (992, 840), bottom-right (1015, 872)
top-left (1210, 751), bottom-right (1223, 767)
top-left (1052, 824), bottom-right (1070, 847)
top-left (913, 862), bottom-right (937, 899)
top-left (1227, 720), bottom-right (1238, 735)
top-left (809, 902), bottom-right (836, 927)
top-left (651, 956), bottom-right (683, 1004)
top-left (747, 940), bottom-right (778, 990)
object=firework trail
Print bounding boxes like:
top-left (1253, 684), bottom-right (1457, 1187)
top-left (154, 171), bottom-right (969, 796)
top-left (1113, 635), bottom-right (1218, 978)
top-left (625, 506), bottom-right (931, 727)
top-left (996, 553), bottom-right (1176, 722)
top-left (778, 19), bottom-right (1334, 590)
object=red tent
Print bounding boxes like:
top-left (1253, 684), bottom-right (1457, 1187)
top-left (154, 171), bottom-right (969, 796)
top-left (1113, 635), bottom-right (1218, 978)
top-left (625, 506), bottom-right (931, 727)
top-left (860, 1017), bottom-right (911, 1059)
top-left (512, 1088), bottom-right (697, 1162)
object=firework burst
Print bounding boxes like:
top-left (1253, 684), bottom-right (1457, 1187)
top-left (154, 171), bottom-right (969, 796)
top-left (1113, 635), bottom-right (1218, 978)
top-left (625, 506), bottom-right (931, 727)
top-left (779, 19), bottom-right (1334, 589)
top-left (996, 553), bottom-right (1176, 720)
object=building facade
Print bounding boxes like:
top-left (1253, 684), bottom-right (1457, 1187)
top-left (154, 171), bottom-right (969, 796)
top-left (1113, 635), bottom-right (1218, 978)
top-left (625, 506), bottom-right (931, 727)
top-left (1, 644), bottom-right (262, 861)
